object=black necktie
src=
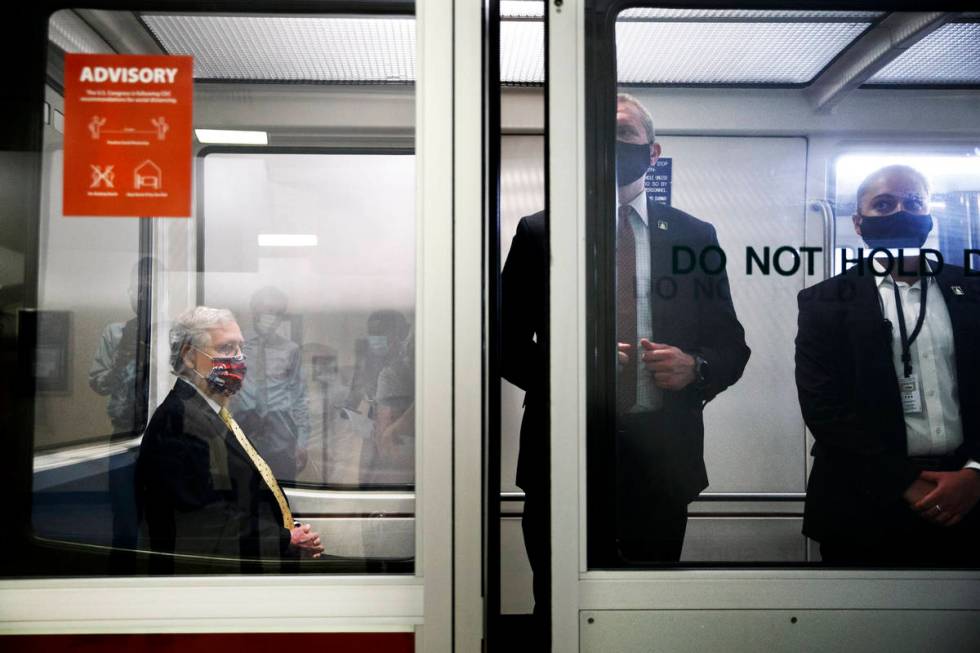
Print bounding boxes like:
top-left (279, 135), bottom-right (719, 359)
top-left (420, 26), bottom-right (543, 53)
top-left (617, 205), bottom-right (637, 413)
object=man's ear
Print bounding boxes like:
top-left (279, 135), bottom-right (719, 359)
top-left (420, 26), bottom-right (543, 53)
top-left (181, 343), bottom-right (196, 371)
top-left (650, 142), bottom-right (662, 165)
top-left (852, 213), bottom-right (863, 236)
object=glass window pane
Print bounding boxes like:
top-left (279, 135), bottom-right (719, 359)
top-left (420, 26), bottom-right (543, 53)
top-left (30, 8), bottom-right (416, 574)
top-left (581, 7), bottom-right (980, 570)
top-left (200, 151), bottom-right (416, 490)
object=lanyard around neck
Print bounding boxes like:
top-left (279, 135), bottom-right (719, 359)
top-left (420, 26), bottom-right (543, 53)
top-left (892, 276), bottom-right (928, 378)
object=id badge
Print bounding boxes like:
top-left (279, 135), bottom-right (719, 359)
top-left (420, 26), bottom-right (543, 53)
top-left (899, 376), bottom-right (922, 414)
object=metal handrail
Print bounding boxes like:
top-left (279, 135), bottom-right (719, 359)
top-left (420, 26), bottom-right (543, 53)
top-left (809, 199), bottom-right (837, 280)
top-left (499, 491), bottom-right (805, 502)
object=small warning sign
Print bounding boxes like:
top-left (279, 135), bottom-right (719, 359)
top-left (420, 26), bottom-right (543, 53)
top-left (645, 157), bottom-right (672, 206)
top-left (63, 54), bottom-right (193, 217)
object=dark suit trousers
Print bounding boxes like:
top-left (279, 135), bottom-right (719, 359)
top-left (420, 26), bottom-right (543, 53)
top-left (615, 411), bottom-right (691, 564)
top-left (522, 489), bottom-right (551, 649)
top-left (819, 495), bottom-right (980, 567)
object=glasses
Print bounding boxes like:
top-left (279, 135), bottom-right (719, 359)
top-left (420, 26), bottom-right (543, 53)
top-left (194, 343), bottom-right (244, 359)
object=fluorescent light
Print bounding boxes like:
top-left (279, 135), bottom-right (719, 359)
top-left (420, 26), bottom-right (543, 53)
top-left (258, 234), bottom-right (318, 247)
top-left (195, 129), bottom-right (268, 145)
top-left (929, 201), bottom-right (947, 210)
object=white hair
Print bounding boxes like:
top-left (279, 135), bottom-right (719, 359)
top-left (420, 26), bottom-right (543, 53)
top-left (170, 306), bottom-right (237, 372)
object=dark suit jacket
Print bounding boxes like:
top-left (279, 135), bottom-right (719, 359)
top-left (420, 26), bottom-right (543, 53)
top-left (796, 263), bottom-right (980, 542)
top-left (502, 201), bottom-right (750, 503)
top-left (136, 379), bottom-right (293, 565)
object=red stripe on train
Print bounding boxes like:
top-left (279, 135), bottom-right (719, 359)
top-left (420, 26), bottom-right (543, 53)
top-left (0, 633), bottom-right (414, 653)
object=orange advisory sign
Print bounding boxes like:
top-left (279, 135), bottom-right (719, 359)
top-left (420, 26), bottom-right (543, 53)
top-left (63, 54), bottom-right (193, 217)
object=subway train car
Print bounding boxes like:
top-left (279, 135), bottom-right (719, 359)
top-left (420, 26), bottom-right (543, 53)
top-left (1, 1), bottom-right (979, 651)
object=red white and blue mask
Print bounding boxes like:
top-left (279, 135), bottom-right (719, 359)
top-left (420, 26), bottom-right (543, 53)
top-left (192, 348), bottom-right (247, 396)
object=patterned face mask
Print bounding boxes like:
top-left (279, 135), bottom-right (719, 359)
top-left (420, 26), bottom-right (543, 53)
top-left (193, 348), bottom-right (247, 396)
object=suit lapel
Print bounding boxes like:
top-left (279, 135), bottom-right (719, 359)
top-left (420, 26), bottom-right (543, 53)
top-left (842, 264), bottom-right (910, 449)
top-left (933, 264), bottom-right (971, 340)
top-left (932, 265), bottom-right (977, 412)
top-left (178, 379), bottom-right (252, 468)
top-left (841, 265), bottom-right (893, 365)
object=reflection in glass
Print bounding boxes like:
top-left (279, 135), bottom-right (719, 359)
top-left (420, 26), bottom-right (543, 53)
top-left (230, 286), bottom-right (311, 483)
top-left (372, 326), bottom-right (415, 485)
top-left (29, 9), bottom-right (418, 575)
top-left (87, 257), bottom-right (153, 552)
top-left (201, 151), bottom-right (416, 496)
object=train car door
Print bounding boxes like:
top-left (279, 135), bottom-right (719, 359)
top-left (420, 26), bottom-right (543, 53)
top-left (0, 1), bottom-right (485, 651)
top-left (547, 3), bottom-right (980, 651)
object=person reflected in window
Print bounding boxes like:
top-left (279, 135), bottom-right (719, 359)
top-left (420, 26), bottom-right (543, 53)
top-left (796, 165), bottom-right (980, 566)
top-left (89, 259), bottom-right (153, 439)
top-left (89, 257), bottom-right (154, 553)
top-left (501, 94), bottom-right (750, 642)
top-left (371, 326), bottom-right (415, 485)
top-left (137, 307), bottom-right (323, 568)
top-left (346, 310), bottom-right (409, 418)
top-left (229, 287), bottom-right (312, 482)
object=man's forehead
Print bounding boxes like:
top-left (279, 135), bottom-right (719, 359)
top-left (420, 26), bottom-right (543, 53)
top-left (209, 321), bottom-right (243, 342)
top-left (864, 171), bottom-right (927, 197)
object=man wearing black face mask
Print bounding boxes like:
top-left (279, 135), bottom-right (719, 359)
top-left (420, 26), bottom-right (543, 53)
top-left (502, 93), bottom-right (749, 643)
top-left (796, 165), bottom-right (980, 565)
top-left (607, 93), bottom-right (749, 565)
top-left (137, 306), bottom-right (324, 570)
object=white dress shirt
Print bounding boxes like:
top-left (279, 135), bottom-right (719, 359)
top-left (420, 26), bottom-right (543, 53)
top-left (618, 189), bottom-right (663, 411)
top-left (873, 258), bottom-right (979, 471)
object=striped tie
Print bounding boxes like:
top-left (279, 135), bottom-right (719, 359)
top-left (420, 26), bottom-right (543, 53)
top-left (617, 205), bottom-right (638, 413)
top-left (219, 406), bottom-right (293, 529)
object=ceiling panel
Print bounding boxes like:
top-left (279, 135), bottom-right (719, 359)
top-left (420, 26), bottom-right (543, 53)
top-left (619, 9), bottom-right (882, 21)
top-left (866, 22), bottom-right (980, 85)
top-left (142, 15), bottom-right (415, 83)
top-left (617, 20), bottom-right (870, 85)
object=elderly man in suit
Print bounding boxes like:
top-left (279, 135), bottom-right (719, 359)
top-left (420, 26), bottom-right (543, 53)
top-left (502, 93), bottom-right (750, 644)
top-left (137, 306), bottom-right (323, 568)
top-left (796, 164), bottom-right (980, 565)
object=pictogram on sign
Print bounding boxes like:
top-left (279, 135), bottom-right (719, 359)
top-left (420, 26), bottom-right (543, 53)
top-left (63, 54), bottom-right (193, 217)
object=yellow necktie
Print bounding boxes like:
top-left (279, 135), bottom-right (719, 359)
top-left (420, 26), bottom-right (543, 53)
top-left (219, 406), bottom-right (293, 529)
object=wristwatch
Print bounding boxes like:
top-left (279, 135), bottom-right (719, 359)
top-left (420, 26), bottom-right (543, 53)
top-left (693, 354), bottom-right (710, 390)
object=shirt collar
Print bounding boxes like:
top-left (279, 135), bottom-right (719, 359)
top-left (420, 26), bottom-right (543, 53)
top-left (871, 254), bottom-right (936, 290)
top-left (178, 376), bottom-right (222, 414)
top-left (619, 189), bottom-right (649, 227)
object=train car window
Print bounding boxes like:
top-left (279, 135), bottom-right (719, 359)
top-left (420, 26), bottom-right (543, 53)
top-left (584, 7), bottom-right (980, 569)
top-left (25, 8), bottom-right (417, 575)
top-left (200, 149), bottom-right (416, 491)
top-left (834, 152), bottom-right (980, 275)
